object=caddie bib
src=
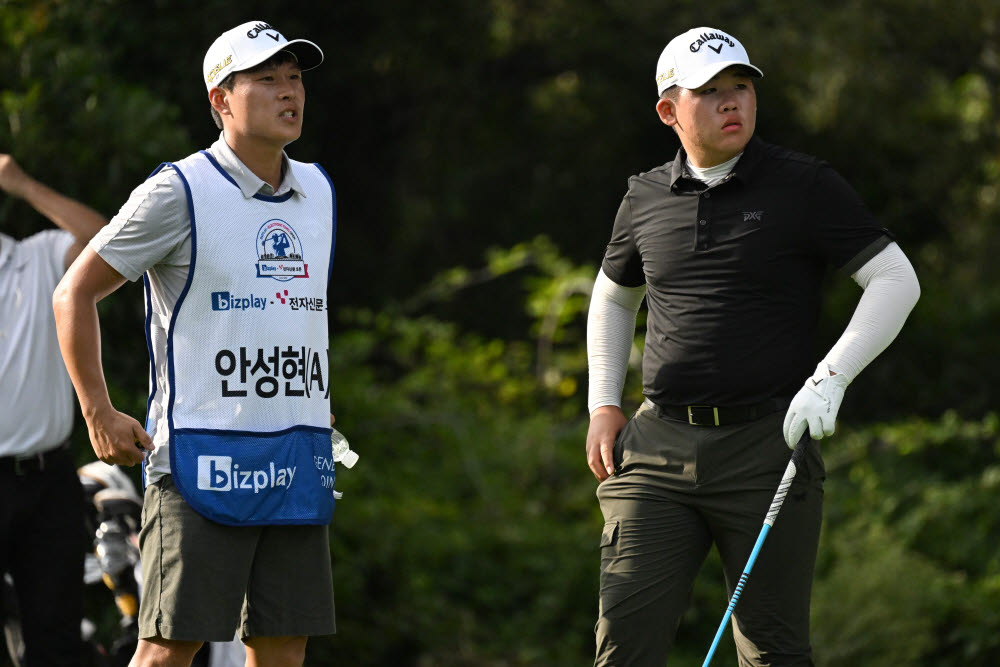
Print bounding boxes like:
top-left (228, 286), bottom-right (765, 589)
top-left (151, 150), bottom-right (337, 525)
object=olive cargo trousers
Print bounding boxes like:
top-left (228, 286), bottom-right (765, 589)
top-left (595, 401), bottom-right (825, 667)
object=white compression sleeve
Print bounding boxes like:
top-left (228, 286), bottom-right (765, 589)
top-left (823, 242), bottom-right (920, 382)
top-left (587, 269), bottom-right (646, 413)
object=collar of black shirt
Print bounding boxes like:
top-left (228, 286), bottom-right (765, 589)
top-left (669, 135), bottom-right (766, 192)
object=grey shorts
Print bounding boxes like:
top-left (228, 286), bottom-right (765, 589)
top-left (137, 475), bottom-right (336, 642)
top-left (595, 402), bottom-right (825, 667)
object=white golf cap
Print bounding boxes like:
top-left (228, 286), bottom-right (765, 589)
top-left (655, 27), bottom-right (762, 96)
top-left (203, 20), bottom-right (324, 91)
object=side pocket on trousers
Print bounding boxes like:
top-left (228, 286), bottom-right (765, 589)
top-left (600, 520), bottom-right (620, 553)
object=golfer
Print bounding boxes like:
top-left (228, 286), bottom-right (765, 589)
top-left (586, 27), bottom-right (919, 666)
top-left (54, 21), bottom-right (337, 666)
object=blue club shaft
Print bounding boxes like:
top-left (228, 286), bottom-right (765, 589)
top-left (702, 437), bottom-right (807, 667)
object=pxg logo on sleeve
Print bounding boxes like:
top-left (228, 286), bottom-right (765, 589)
top-left (211, 291), bottom-right (267, 312)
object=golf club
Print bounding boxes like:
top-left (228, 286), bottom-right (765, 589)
top-left (702, 434), bottom-right (809, 667)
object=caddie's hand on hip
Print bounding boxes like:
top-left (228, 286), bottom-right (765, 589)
top-left (587, 405), bottom-right (627, 482)
top-left (84, 405), bottom-right (153, 466)
top-left (782, 360), bottom-right (850, 447)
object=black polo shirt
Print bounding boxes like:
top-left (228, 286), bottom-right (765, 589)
top-left (601, 136), bottom-right (892, 407)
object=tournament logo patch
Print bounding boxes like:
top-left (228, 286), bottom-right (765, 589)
top-left (256, 219), bottom-right (308, 281)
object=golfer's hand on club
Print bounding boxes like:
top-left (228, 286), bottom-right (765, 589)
top-left (587, 405), bottom-right (627, 481)
top-left (85, 404), bottom-right (153, 466)
top-left (783, 361), bottom-right (850, 447)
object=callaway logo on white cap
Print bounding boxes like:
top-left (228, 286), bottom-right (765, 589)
top-left (655, 27), bottom-right (763, 96)
top-left (203, 21), bottom-right (324, 91)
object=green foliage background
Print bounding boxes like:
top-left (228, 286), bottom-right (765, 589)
top-left (2, 0), bottom-right (998, 664)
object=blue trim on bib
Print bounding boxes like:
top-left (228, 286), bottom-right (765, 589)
top-left (201, 150), bottom-right (240, 189)
top-left (142, 276), bottom-right (156, 422)
top-left (313, 162), bottom-right (337, 282)
top-left (178, 424), bottom-right (331, 439)
top-left (163, 162), bottom-right (197, 474)
top-left (201, 149), bottom-right (295, 203)
top-left (147, 162), bottom-right (170, 179)
top-left (139, 161), bottom-right (174, 489)
top-left (141, 275), bottom-right (156, 491)
top-left (169, 425), bottom-right (336, 526)
top-left (253, 190), bottom-right (295, 203)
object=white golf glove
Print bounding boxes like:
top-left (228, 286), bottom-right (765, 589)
top-left (782, 361), bottom-right (850, 447)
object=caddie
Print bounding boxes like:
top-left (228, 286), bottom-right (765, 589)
top-left (585, 26), bottom-right (921, 666)
top-left (54, 20), bottom-right (338, 667)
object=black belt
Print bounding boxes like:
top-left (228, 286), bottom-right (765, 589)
top-left (0, 441), bottom-right (72, 476)
top-left (646, 398), bottom-right (789, 426)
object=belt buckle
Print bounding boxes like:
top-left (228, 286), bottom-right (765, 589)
top-left (687, 405), bottom-right (720, 426)
top-left (13, 452), bottom-right (44, 475)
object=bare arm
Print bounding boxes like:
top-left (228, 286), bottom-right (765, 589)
top-left (0, 154), bottom-right (107, 268)
top-left (53, 247), bottom-right (152, 465)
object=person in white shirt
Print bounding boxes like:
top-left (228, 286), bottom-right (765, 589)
top-left (0, 153), bottom-right (106, 666)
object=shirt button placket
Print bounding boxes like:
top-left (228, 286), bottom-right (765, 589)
top-left (697, 190), bottom-right (710, 250)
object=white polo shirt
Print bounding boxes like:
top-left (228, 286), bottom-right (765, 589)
top-left (0, 230), bottom-right (75, 457)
